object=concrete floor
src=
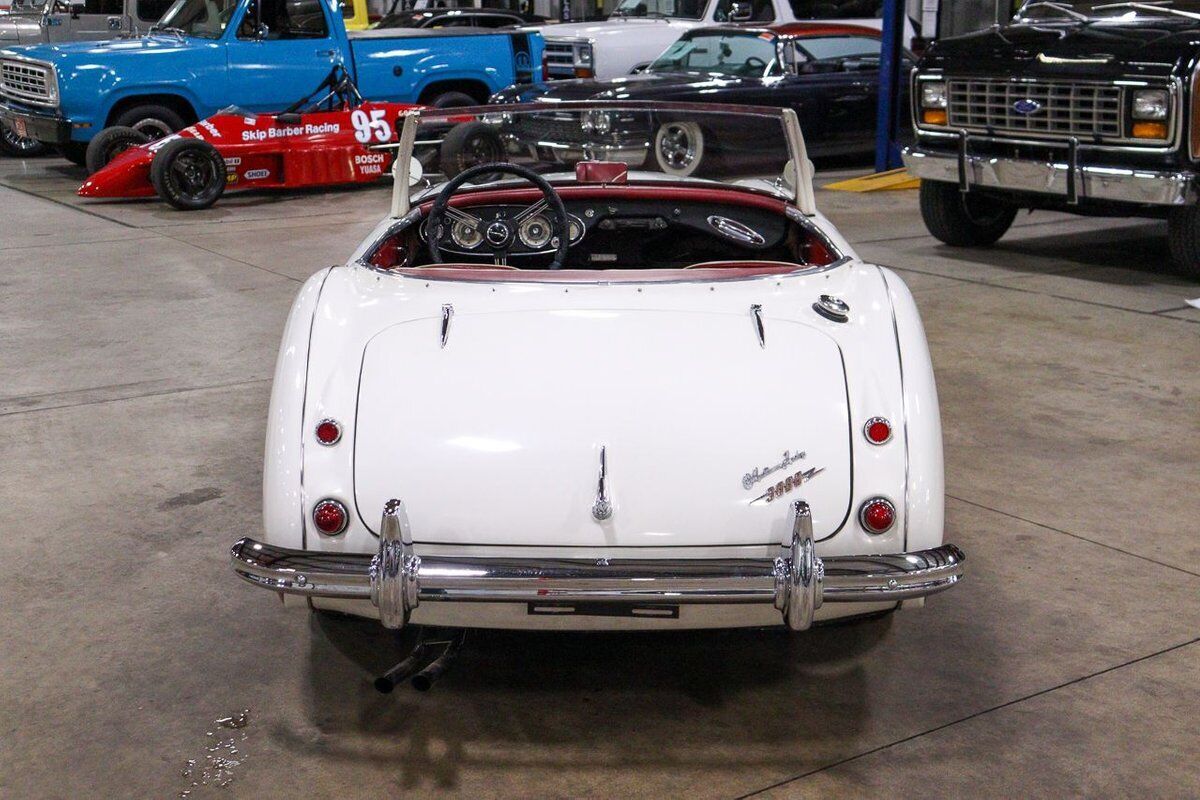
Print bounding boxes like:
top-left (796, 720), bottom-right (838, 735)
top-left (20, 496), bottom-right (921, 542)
top-left (1, 154), bottom-right (1198, 800)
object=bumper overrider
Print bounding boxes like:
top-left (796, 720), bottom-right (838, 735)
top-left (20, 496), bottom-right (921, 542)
top-left (230, 500), bottom-right (965, 631)
top-left (903, 135), bottom-right (1196, 206)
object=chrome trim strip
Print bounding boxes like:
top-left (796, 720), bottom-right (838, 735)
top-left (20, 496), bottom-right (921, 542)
top-left (440, 303), bottom-right (453, 348)
top-left (230, 507), bottom-right (965, 631)
top-left (591, 445), bottom-right (613, 521)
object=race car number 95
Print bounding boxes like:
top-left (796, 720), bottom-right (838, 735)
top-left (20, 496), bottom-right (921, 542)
top-left (352, 109), bottom-right (392, 144)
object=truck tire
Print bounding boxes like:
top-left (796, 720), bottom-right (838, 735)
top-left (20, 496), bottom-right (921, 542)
top-left (150, 138), bottom-right (226, 211)
top-left (430, 91), bottom-right (478, 109)
top-left (0, 121), bottom-right (49, 157)
top-left (919, 180), bottom-right (1017, 247)
top-left (439, 121), bottom-right (504, 179)
top-left (85, 126), bottom-right (150, 174)
top-left (113, 104), bottom-right (186, 141)
top-left (1167, 207), bottom-right (1200, 279)
top-left (58, 142), bottom-right (89, 167)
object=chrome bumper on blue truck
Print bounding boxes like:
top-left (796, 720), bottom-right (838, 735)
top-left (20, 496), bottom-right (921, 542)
top-left (231, 500), bottom-right (965, 631)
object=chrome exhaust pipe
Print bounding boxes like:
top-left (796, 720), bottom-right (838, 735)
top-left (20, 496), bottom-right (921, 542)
top-left (411, 630), bottom-right (466, 692)
top-left (374, 630), bottom-right (426, 694)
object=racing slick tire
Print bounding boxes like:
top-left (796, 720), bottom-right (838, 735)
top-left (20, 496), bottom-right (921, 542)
top-left (439, 121), bottom-right (505, 179)
top-left (112, 103), bottom-right (186, 141)
top-left (651, 121), bottom-right (706, 178)
top-left (430, 91), bottom-right (477, 109)
top-left (919, 180), bottom-right (1017, 247)
top-left (58, 142), bottom-right (89, 167)
top-left (150, 138), bottom-right (227, 211)
top-left (85, 126), bottom-right (151, 174)
top-left (1167, 206), bottom-right (1200, 279)
top-left (0, 121), bottom-right (49, 157)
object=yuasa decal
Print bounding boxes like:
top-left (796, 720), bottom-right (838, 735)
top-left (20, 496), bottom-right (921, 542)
top-left (244, 169), bottom-right (270, 180)
top-left (354, 152), bottom-right (387, 176)
top-left (351, 109), bottom-right (392, 144)
top-left (241, 122), bottom-right (341, 142)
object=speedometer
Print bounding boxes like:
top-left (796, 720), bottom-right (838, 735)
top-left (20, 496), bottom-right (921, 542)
top-left (518, 215), bottom-right (553, 249)
top-left (450, 221), bottom-right (483, 249)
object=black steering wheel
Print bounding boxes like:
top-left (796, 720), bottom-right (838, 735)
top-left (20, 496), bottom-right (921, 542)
top-left (741, 55), bottom-right (767, 75)
top-left (427, 162), bottom-right (571, 269)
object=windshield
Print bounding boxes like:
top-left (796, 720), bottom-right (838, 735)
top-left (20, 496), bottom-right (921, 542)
top-left (411, 103), bottom-right (799, 195)
top-left (648, 33), bottom-right (780, 76)
top-left (610, 0), bottom-right (704, 20)
top-left (797, 34), bottom-right (881, 61)
top-left (1016, 1), bottom-right (1200, 21)
top-left (156, 0), bottom-right (240, 37)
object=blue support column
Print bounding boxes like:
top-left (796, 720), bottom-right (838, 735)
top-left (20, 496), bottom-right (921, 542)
top-left (874, 0), bottom-right (907, 172)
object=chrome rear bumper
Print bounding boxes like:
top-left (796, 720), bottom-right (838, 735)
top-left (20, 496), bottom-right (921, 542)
top-left (903, 140), bottom-right (1195, 206)
top-left (231, 500), bottom-right (965, 631)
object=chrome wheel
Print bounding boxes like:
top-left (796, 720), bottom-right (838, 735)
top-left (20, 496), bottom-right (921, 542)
top-left (654, 121), bottom-right (704, 177)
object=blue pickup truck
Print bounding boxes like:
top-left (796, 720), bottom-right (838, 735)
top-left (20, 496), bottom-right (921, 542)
top-left (0, 0), bottom-right (541, 163)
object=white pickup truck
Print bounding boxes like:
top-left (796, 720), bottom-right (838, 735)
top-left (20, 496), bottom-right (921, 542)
top-left (534, 0), bottom-right (916, 80)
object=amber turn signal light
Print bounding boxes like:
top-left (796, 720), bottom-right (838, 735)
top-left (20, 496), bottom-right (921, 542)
top-left (1132, 121), bottom-right (1167, 139)
top-left (922, 109), bottom-right (948, 125)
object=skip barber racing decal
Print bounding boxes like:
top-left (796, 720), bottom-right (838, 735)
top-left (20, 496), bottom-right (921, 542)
top-left (743, 449), bottom-right (824, 503)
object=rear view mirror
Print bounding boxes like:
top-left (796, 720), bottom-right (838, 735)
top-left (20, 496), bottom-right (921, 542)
top-left (408, 156), bottom-right (424, 187)
top-left (69, 0), bottom-right (84, 17)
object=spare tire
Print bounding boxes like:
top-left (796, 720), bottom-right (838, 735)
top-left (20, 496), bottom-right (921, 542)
top-left (150, 138), bottom-right (227, 211)
top-left (438, 121), bottom-right (504, 179)
top-left (85, 126), bottom-right (150, 174)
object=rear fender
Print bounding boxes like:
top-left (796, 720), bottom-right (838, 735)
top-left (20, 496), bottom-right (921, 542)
top-left (262, 267), bottom-right (333, 550)
top-left (881, 266), bottom-right (945, 552)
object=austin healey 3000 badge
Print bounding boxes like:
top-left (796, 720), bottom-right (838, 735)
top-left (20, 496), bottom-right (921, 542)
top-left (744, 450), bottom-right (824, 503)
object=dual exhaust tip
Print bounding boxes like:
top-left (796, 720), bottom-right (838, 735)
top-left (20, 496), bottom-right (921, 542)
top-left (374, 629), bottom-right (466, 694)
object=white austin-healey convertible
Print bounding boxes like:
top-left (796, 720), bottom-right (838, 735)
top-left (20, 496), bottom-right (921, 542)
top-left (231, 102), bottom-right (963, 659)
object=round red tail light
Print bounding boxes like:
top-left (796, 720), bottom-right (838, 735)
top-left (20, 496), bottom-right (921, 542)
top-left (864, 417), bottom-right (892, 445)
top-left (315, 419), bottom-right (342, 446)
top-left (859, 497), bottom-right (896, 534)
top-left (313, 499), bottom-right (348, 535)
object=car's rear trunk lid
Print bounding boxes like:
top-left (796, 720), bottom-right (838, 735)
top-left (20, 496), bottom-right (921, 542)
top-left (353, 308), bottom-right (851, 547)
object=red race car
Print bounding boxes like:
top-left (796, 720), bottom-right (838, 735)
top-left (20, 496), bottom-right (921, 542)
top-left (77, 69), bottom-right (484, 211)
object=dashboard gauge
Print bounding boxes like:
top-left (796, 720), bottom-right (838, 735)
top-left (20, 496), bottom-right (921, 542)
top-left (450, 221), bottom-right (483, 249)
top-left (567, 217), bottom-right (584, 243)
top-left (518, 215), bottom-right (553, 249)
